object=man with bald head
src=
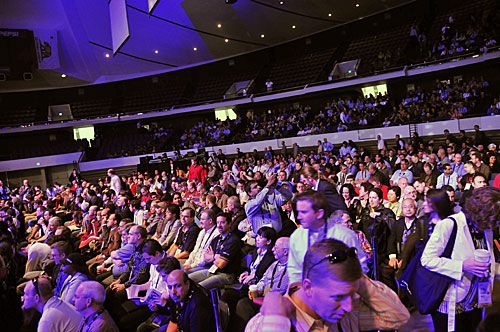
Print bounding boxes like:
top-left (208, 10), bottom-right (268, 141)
top-left (166, 270), bottom-right (215, 332)
top-left (74, 281), bottom-right (118, 332)
top-left (22, 277), bottom-right (82, 332)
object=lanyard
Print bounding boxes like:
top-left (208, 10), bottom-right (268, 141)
top-left (79, 309), bottom-right (104, 332)
top-left (200, 226), bottom-right (217, 249)
top-left (216, 233), bottom-right (230, 253)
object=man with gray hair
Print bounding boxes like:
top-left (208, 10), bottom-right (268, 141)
top-left (74, 281), bottom-right (118, 331)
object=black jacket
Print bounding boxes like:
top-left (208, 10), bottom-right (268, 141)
top-left (171, 280), bottom-right (215, 332)
top-left (317, 179), bottom-right (347, 215)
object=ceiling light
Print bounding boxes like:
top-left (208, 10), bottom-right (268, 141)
top-left (105, 53), bottom-right (110, 58)
top-left (225, 39), bottom-right (229, 43)
top-left (292, 25), bottom-right (296, 29)
top-left (61, 74), bottom-right (67, 78)
top-left (217, 24), bottom-right (222, 28)
top-left (154, 50), bottom-right (159, 54)
top-left (260, 34), bottom-right (265, 38)
top-left (356, 3), bottom-right (360, 7)
top-left (279, 1), bottom-right (284, 4)
top-left (328, 13), bottom-right (332, 17)
top-left (193, 47), bottom-right (197, 51)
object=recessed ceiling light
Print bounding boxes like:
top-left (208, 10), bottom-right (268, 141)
top-left (154, 50), bottom-right (159, 54)
top-left (61, 74), bottom-right (67, 78)
top-left (225, 39), bottom-right (229, 43)
top-left (260, 34), bottom-right (265, 38)
top-left (355, 3), bottom-right (360, 7)
top-left (217, 24), bottom-right (222, 28)
top-left (279, 1), bottom-right (284, 4)
top-left (193, 47), bottom-right (197, 51)
top-left (328, 13), bottom-right (332, 17)
top-left (105, 53), bottom-right (110, 58)
top-left (292, 25), bottom-right (296, 29)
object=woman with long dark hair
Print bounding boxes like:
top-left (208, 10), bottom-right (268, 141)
top-left (421, 187), bottom-right (500, 331)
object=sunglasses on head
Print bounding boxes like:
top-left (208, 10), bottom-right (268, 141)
top-left (33, 277), bottom-right (40, 296)
top-left (306, 248), bottom-right (357, 279)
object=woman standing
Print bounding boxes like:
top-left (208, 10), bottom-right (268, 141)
top-left (421, 187), bottom-right (500, 331)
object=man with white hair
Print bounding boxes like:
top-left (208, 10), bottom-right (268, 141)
top-left (74, 281), bottom-right (119, 332)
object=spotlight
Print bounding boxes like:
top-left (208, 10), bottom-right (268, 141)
top-left (225, 0), bottom-right (237, 4)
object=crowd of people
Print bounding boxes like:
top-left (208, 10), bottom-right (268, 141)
top-left (86, 72), bottom-right (500, 162)
top-left (1, 126), bottom-right (500, 332)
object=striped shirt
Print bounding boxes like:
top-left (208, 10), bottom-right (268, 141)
top-left (245, 276), bottom-right (410, 332)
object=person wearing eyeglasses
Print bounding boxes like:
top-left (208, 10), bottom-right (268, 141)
top-left (22, 277), bottom-right (82, 332)
top-left (245, 239), bottom-right (410, 331)
top-left (74, 281), bottom-right (118, 332)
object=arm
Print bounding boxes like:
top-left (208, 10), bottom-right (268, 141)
top-left (245, 188), bottom-right (271, 218)
top-left (287, 231), bottom-right (304, 285)
top-left (420, 217), bottom-right (463, 280)
top-left (357, 275), bottom-right (410, 330)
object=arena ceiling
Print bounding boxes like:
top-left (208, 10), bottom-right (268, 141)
top-left (1, 0), bottom-right (413, 90)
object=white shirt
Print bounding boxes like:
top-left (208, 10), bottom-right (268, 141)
top-left (436, 172), bottom-right (459, 190)
top-left (185, 225), bottom-right (220, 268)
top-left (288, 223), bottom-right (369, 284)
top-left (38, 296), bottom-right (82, 332)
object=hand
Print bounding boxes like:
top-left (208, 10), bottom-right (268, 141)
top-left (243, 273), bottom-right (255, 285)
top-left (184, 264), bottom-right (192, 271)
top-left (463, 257), bottom-right (490, 278)
top-left (148, 304), bottom-right (158, 311)
top-left (397, 259), bottom-right (403, 269)
top-left (248, 290), bottom-right (255, 300)
top-left (109, 280), bottom-right (121, 290)
top-left (96, 265), bottom-right (105, 274)
top-left (260, 292), bottom-right (295, 318)
top-left (113, 284), bottom-right (126, 292)
top-left (370, 211), bottom-right (381, 218)
top-left (204, 247), bottom-right (215, 263)
top-left (239, 271), bottom-right (249, 283)
top-left (388, 257), bottom-right (399, 269)
top-left (266, 173), bottom-right (276, 187)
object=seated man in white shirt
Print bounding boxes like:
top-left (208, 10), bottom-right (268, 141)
top-left (436, 163), bottom-right (459, 190)
top-left (21, 277), bottom-right (82, 332)
top-left (184, 209), bottom-right (220, 274)
top-left (245, 239), bottom-right (410, 332)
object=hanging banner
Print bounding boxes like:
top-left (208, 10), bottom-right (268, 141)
top-left (34, 30), bottom-right (60, 69)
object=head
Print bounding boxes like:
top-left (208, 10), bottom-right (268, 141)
top-left (472, 173), bottom-right (487, 189)
top-left (330, 210), bottom-right (353, 229)
top-left (180, 208), bottom-right (195, 227)
top-left (61, 253), bottom-right (88, 276)
top-left (73, 281), bottom-right (106, 313)
top-left (397, 177), bottom-right (409, 192)
top-left (22, 277), bottom-right (53, 311)
top-left (402, 198), bottom-right (416, 219)
top-left (261, 234), bottom-right (283, 265)
top-left (128, 225), bottom-right (147, 245)
top-left (424, 189), bottom-right (453, 219)
top-left (216, 212), bottom-right (232, 235)
top-left (157, 256), bottom-right (182, 281)
top-left (142, 239), bottom-right (164, 265)
top-left (166, 270), bottom-right (191, 303)
top-left (413, 180), bottom-right (425, 194)
top-left (368, 188), bottom-right (383, 208)
top-left (294, 191), bottom-right (327, 229)
top-left (301, 166), bottom-right (319, 187)
top-left (301, 239), bottom-right (362, 324)
top-left (255, 226), bottom-right (276, 249)
top-left (246, 180), bottom-right (261, 198)
top-left (387, 186), bottom-right (401, 204)
top-left (165, 204), bottom-right (180, 221)
top-left (340, 184), bottom-right (356, 201)
top-left (443, 163), bottom-right (452, 176)
top-left (50, 241), bottom-right (72, 265)
top-left (199, 209), bottom-right (216, 230)
top-left (400, 159), bottom-right (408, 171)
top-left (463, 187), bottom-right (500, 231)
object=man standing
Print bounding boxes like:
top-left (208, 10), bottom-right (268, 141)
top-left (288, 191), bottom-right (368, 285)
top-left (188, 158), bottom-right (204, 183)
top-left (74, 281), bottom-right (119, 332)
top-left (245, 174), bottom-right (292, 233)
top-left (22, 278), bottom-right (82, 332)
top-left (301, 166), bottom-right (346, 216)
top-left (246, 239), bottom-right (410, 331)
top-left (107, 169), bottom-right (121, 199)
